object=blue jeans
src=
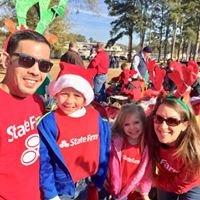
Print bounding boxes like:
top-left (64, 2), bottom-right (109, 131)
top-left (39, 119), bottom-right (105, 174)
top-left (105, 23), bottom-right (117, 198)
top-left (59, 179), bottom-right (88, 200)
top-left (98, 187), bottom-right (127, 200)
top-left (94, 74), bottom-right (107, 102)
top-left (157, 186), bottom-right (200, 200)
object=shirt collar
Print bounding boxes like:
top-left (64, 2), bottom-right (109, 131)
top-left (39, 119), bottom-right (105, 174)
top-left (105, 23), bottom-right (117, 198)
top-left (68, 107), bottom-right (86, 118)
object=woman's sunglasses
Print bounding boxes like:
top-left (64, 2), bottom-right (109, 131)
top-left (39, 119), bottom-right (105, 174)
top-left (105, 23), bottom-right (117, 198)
top-left (12, 52), bottom-right (53, 73)
top-left (153, 115), bottom-right (183, 127)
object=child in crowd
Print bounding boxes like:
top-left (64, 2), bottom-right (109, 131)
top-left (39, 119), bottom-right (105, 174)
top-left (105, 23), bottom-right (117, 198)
top-left (38, 63), bottom-right (111, 200)
top-left (100, 103), bottom-right (152, 200)
top-left (149, 95), bottom-right (200, 200)
top-left (118, 62), bottom-right (137, 86)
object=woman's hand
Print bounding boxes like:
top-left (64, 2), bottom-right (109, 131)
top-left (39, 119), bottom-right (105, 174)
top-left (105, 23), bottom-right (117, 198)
top-left (141, 193), bottom-right (151, 200)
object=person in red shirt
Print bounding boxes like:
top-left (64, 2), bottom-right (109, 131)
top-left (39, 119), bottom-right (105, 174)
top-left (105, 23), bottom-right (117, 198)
top-left (38, 63), bottom-right (111, 200)
top-left (0, 30), bottom-right (53, 200)
top-left (88, 42), bottom-right (109, 102)
top-left (99, 103), bottom-right (152, 200)
top-left (149, 95), bottom-right (200, 200)
top-left (118, 62), bottom-right (137, 86)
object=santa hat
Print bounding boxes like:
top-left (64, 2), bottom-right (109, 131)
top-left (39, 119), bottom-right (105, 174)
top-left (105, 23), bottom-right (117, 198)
top-left (48, 62), bottom-right (94, 106)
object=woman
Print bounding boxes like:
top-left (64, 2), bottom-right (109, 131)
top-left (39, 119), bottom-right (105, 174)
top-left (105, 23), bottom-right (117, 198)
top-left (149, 95), bottom-right (200, 200)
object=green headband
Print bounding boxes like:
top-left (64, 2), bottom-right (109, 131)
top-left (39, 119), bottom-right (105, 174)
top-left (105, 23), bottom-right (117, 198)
top-left (166, 95), bottom-right (190, 116)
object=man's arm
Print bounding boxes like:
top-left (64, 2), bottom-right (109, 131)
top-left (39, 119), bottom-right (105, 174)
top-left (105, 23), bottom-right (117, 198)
top-left (88, 54), bottom-right (100, 69)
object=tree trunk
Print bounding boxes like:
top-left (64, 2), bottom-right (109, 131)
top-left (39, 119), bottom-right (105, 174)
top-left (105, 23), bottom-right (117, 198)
top-left (163, 23), bottom-right (170, 62)
top-left (148, 20), bottom-right (152, 44)
top-left (177, 23), bottom-right (183, 60)
top-left (158, 8), bottom-right (164, 62)
top-left (181, 40), bottom-right (186, 60)
top-left (194, 19), bottom-right (200, 61)
top-left (186, 40), bottom-right (191, 60)
top-left (171, 20), bottom-right (178, 59)
top-left (140, 29), bottom-right (145, 48)
top-left (190, 44), bottom-right (194, 59)
top-left (127, 29), bottom-right (133, 62)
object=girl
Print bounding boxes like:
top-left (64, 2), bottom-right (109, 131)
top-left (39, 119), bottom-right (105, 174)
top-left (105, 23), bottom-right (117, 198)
top-left (149, 95), bottom-right (200, 200)
top-left (100, 103), bottom-right (152, 200)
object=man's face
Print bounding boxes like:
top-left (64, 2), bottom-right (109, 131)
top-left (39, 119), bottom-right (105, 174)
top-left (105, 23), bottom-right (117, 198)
top-left (4, 40), bottom-right (51, 98)
top-left (143, 52), bottom-right (151, 58)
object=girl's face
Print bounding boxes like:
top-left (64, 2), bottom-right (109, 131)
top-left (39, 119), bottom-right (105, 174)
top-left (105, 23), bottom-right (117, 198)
top-left (56, 87), bottom-right (85, 115)
top-left (154, 104), bottom-right (188, 147)
top-left (123, 113), bottom-right (143, 144)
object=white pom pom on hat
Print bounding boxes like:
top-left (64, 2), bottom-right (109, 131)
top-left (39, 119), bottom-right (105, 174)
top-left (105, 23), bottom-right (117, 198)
top-left (48, 62), bottom-right (94, 106)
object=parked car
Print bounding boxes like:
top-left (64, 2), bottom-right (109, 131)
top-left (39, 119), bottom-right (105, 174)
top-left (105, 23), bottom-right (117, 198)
top-left (119, 55), bottom-right (127, 61)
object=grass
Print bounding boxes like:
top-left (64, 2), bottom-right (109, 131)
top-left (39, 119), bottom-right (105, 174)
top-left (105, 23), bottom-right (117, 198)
top-left (49, 59), bottom-right (122, 83)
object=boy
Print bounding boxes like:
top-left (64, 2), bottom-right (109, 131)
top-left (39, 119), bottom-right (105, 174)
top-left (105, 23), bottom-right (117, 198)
top-left (38, 62), bottom-right (111, 200)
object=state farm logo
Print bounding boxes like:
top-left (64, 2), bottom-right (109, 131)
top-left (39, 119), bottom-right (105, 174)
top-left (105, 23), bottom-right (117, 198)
top-left (122, 155), bottom-right (140, 164)
top-left (21, 134), bottom-right (39, 166)
top-left (6, 116), bottom-right (37, 143)
top-left (5, 115), bottom-right (40, 166)
top-left (160, 159), bottom-right (179, 173)
top-left (59, 134), bottom-right (98, 148)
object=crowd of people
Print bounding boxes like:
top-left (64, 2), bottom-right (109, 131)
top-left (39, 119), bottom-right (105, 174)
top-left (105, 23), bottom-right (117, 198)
top-left (0, 29), bottom-right (200, 200)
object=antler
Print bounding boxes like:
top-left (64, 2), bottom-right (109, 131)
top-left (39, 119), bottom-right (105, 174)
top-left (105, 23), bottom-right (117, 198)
top-left (167, 61), bottom-right (198, 97)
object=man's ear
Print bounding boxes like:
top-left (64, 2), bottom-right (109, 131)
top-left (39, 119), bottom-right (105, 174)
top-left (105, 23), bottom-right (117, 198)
top-left (1, 51), bottom-right (10, 69)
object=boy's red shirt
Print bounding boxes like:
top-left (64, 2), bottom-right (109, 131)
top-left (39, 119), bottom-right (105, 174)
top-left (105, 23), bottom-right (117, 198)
top-left (119, 69), bottom-right (137, 85)
top-left (56, 106), bottom-right (100, 182)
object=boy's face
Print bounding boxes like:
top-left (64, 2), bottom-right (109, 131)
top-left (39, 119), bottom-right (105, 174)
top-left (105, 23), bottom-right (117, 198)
top-left (123, 65), bottom-right (129, 70)
top-left (56, 87), bottom-right (85, 115)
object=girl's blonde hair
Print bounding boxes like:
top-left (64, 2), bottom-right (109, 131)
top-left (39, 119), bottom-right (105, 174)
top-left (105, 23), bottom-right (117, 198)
top-left (149, 96), bottom-right (200, 170)
top-left (112, 102), bottom-right (148, 146)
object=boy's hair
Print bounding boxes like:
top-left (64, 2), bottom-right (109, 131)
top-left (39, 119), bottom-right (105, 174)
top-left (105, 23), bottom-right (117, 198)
top-left (6, 30), bottom-right (51, 55)
top-left (112, 103), bottom-right (148, 145)
top-left (149, 96), bottom-right (200, 170)
top-left (120, 62), bottom-right (128, 70)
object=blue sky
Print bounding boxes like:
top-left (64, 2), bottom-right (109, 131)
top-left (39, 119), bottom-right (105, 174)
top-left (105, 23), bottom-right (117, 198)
top-left (68, 0), bottom-right (139, 46)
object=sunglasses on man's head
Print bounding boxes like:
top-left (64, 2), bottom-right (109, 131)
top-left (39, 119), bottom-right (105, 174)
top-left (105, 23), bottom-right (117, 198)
top-left (153, 115), bottom-right (183, 127)
top-left (12, 52), bottom-right (53, 73)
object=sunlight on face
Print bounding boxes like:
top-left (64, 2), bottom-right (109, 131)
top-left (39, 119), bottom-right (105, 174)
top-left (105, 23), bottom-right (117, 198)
top-left (4, 40), bottom-right (50, 97)
top-left (154, 104), bottom-right (188, 146)
top-left (123, 113), bottom-right (143, 145)
top-left (56, 87), bottom-right (85, 115)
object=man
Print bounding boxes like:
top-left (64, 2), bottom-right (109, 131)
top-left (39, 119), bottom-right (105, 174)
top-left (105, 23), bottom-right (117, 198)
top-left (131, 46), bottom-right (152, 83)
top-left (88, 42), bottom-right (109, 102)
top-left (0, 30), bottom-right (53, 200)
top-left (60, 41), bottom-right (84, 66)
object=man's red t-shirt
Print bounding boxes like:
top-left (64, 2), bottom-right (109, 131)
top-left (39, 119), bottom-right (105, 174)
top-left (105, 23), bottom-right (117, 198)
top-left (0, 89), bottom-right (43, 200)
